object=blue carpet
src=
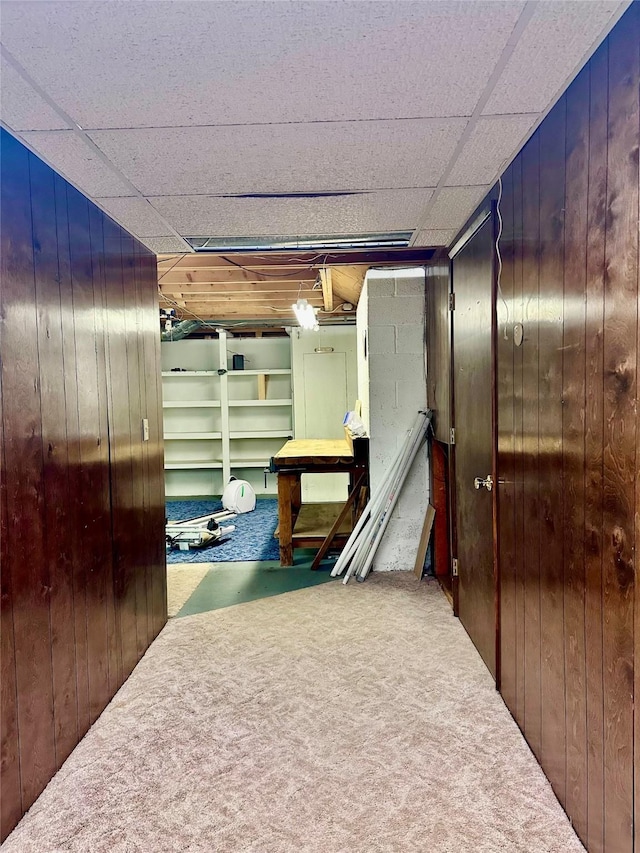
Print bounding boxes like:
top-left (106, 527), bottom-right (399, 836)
top-left (166, 499), bottom-right (280, 563)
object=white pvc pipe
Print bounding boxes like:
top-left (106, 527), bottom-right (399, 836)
top-left (356, 412), bottom-right (431, 582)
top-left (340, 411), bottom-right (429, 583)
top-left (330, 439), bottom-right (406, 577)
top-left (344, 417), bottom-right (427, 584)
top-left (331, 412), bottom-right (425, 577)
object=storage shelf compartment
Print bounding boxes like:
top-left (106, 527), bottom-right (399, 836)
top-left (162, 336), bottom-right (291, 498)
top-left (228, 369), bottom-right (291, 376)
top-left (165, 467), bottom-right (223, 498)
top-left (230, 430), bottom-right (293, 439)
top-left (163, 400), bottom-right (221, 408)
top-left (228, 399), bottom-right (292, 407)
top-left (162, 370), bottom-right (219, 376)
top-left (165, 460), bottom-right (223, 470)
top-left (164, 432), bottom-right (222, 440)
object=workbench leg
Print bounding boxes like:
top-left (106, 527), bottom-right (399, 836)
top-left (278, 473), bottom-right (295, 566)
top-left (310, 471), bottom-right (366, 570)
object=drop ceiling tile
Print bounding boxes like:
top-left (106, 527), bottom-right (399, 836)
top-left (0, 57), bottom-right (70, 131)
top-left (1, 1), bottom-right (523, 127)
top-left (412, 229), bottom-right (457, 247)
top-left (415, 186), bottom-right (490, 231)
top-left (142, 237), bottom-right (190, 254)
top-left (483, 1), bottom-right (623, 115)
top-left (446, 115), bottom-right (538, 186)
top-left (88, 120), bottom-right (465, 196)
top-left (149, 189), bottom-right (434, 237)
top-left (94, 197), bottom-right (175, 238)
top-left (19, 130), bottom-right (135, 197)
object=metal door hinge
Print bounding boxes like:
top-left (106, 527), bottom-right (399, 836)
top-left (450, 427), bottom-right (456, 445)
top-left (448, 293), bottom-right (455, 310)
top-left (452, 558), bottom-right (459, 577)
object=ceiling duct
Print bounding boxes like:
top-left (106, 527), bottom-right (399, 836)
top-left (161, 319), bottom-right (204, 342)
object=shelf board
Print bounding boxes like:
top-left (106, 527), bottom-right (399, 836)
top-left (165, 461), bottom-right (223, 470)
top-left (162, 370), bottom-right (219, 377)
top-left (230, 430), bottom-right (293, 439)
top-left (228, 369), bottom-right (291, 376)
top-left (228, 399), bottom-right (292, 407)
top-left (230, 459), bottom-right (270, 468)
top-left (163, 400), bottom-right (221, 408)
top-left (164, 432), bottom-right (222, 440)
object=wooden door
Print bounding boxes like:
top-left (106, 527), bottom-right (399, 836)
top-left (451, 216), bottom-right (496, 678)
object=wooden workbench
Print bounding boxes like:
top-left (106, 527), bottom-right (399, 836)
top-left (272, 437), bottom-right (369, 566)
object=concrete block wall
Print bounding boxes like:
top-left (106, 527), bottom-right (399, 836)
top-left (363, 269), bottom-right (429, 572)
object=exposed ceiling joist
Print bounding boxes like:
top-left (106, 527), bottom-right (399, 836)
top-left (331, 265), bottom-right (369, 306)
top-left (319, 268), bottom-right (333, 312)
top-left (157, 251), bottom-right (426, 324)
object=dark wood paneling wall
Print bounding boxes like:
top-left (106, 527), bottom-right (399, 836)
top-left (495, 8), bottom-right (638, 852)
top-left (0, 129), bottom-right (166, 841)
top-left (425, 263), bottom-right (451, 445)
top-left (425, 7), bottom-right (639, 852)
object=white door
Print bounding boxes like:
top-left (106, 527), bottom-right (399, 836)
top-left (291, 326), bottom-right (358, 502)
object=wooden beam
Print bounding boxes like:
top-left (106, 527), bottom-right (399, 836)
top-left (319, 268), bottom-right (333, 311)
top-left (159, 268), bottom-right (317, 286)
top-left (413, 504), bottom-right (436, 579)
top-left (159, 304), bottom-right (355, 321)
top-left (160, 289), bottom-right (322, 303)
top-left (158, 248), bottom-right (436, 268)
top-left (331, 265), bottom-right (368, 305)
top-left (158, 255), bottom-right (319, 272)
top-left (162, 294), bottom-right (324, 306)
top-left (159, 279), bottom-right (317, 293)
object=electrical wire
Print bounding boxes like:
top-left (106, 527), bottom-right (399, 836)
top-left (159, 290), bottom-right (251, 330)
top-left (157, 254), bottom-right (187, 282)
top-left (318, 303), bottom-right (352, 314)
top-left (495, 175), bottom-right (509, 340)
top-left (220, 255), bottom-right (319, 278)
top-left (242, 252), bottom-right (326, 265)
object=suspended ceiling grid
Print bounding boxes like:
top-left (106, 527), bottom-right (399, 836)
top-left (0, 1), bottom-right (628, 254)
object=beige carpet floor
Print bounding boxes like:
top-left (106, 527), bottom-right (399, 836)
top-left (166, 564), bottom-right (210, 617)
top-left (3, 574), bottom-right (583, 853)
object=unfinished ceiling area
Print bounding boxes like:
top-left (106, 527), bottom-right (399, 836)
top-left (158, 254), bottom-right (372, 324)
top-left (0, 1), bottom-right (627, 253)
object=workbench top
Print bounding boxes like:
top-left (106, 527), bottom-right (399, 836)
top-left (273, 438), bottom-right (353, 466)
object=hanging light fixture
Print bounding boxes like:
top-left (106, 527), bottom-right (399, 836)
top-left (292, 298), bottom-right (319, 331)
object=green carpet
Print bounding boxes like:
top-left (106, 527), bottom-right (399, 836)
top-left (176, 550), bottom-right (336, 617)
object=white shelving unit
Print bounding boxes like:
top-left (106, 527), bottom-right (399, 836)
top-left (161, 333), bottom-right (293, 497)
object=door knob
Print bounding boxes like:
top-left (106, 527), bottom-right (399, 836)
top-left (473, 474), bottom-right (494, 492)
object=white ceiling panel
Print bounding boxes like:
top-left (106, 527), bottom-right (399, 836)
top-left (1, 1), bottom-right (523, 128)
top-left (446, 115), bottom-right (539, 186)
top-left (482, 1), bottom-right (624, 115)
top-left (1, 57), bottom-right (70, 131)
top-left (149, 189), bottom-right (434, 237)
top-left (415, 186), bottom-right (490, 231)
top-left (143, 237), bottom-right (191, 254)
top-left (88, 120), bottom-right (465, 196)
top-left (94, 197), bottom-right (175, 238)
top-left (1, 0), bottom-right (626, 250)
top-left (19, 130), bottom-right (135, 197)
top-left (412, 229), bottom-right (457, 247)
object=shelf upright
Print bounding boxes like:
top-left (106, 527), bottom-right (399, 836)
top-left (218, 329), bottom-right (231, 486)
